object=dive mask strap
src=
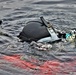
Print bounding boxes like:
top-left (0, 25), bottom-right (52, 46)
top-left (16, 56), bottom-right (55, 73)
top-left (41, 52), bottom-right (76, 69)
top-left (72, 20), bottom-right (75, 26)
top-left (40, 16), bottom-right (60, 41)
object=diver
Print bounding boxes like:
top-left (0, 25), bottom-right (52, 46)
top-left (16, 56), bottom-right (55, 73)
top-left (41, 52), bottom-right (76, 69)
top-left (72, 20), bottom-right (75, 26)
top-left (18, 17), bottom-right (76, 44)
top-left (18, 17), bottom-right (61, 43)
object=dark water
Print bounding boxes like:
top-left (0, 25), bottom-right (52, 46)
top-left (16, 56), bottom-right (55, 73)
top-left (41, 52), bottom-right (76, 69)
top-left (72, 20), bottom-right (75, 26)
top-left (0, 0), bottom-right (76, 75)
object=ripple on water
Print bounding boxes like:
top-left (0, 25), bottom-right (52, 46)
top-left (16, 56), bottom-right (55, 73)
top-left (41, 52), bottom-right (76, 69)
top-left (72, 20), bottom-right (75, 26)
top-left (33, 0), bottom-right (64, 4)
top-left (0, 0), bottom-right (10, 2)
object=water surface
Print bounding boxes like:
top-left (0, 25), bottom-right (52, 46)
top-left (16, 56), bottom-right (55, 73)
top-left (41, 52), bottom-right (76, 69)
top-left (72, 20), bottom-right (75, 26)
top-left (0, 0), bottom-right (76, 75)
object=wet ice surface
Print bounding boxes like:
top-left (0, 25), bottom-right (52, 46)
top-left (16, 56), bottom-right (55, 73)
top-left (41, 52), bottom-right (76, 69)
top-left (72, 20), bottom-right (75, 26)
top-left (0, 0), bottom-right (76, 75)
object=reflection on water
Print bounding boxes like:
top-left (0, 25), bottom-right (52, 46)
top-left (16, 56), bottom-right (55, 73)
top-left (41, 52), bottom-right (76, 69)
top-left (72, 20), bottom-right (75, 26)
top-left (0, 0), bottom-right (76, 75)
